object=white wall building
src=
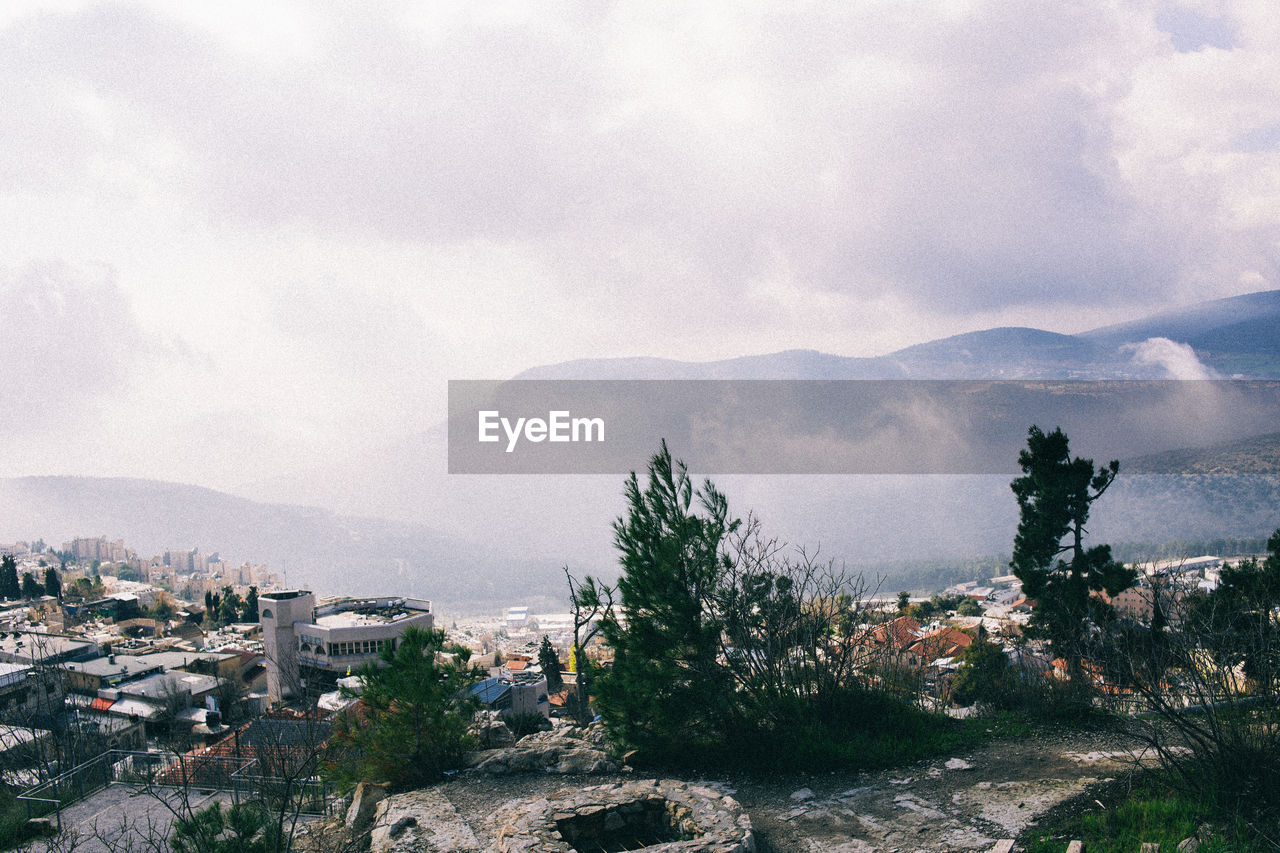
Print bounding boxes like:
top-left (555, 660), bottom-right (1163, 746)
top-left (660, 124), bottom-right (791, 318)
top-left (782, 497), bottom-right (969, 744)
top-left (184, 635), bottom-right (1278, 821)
top-left (260, 590), bottom-right (433, 703)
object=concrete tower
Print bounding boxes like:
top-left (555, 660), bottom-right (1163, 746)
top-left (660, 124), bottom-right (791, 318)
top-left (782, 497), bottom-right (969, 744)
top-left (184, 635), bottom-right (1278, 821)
top-left (259, 590), bottom-right (316, 703)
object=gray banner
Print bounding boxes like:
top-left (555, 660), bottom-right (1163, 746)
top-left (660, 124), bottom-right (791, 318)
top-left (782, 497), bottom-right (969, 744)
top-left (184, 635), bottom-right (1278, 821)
top-left (447, 380), bottom-right (1280, 474)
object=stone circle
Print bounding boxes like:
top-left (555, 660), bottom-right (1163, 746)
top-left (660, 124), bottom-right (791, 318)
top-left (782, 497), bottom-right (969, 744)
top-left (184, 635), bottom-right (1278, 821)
top-left (491, 778), bottom-right (755, 853)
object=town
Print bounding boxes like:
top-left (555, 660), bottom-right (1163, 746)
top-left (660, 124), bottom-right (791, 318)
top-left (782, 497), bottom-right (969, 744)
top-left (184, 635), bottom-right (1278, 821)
top-left (0, 515), bottom-right (1267, 853)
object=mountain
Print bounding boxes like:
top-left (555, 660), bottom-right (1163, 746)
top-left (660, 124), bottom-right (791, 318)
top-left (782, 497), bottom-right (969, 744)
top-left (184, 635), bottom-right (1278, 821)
top-left (1083, 289), bottom-right (1280, 378)
top-left (1121, 431), bottom-right (1280, 476)
top-left (516, 290), bottom-right (1280, 381)
top-left (0, 477), bottom-right (560, 614)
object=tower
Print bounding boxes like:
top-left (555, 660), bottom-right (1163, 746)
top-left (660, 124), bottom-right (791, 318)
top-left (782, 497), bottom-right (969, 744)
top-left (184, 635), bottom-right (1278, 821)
top-left (259, 590), bottom-right (316, 703)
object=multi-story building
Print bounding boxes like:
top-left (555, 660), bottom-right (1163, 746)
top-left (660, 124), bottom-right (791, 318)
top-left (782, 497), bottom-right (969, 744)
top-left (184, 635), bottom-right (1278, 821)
top-left (259, 591), bottom-right (433, 703)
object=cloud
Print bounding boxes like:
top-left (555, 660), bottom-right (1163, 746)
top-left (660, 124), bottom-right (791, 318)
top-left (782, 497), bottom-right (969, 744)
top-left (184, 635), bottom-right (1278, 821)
top-left (0, 262), bottom-right (144, 426)
top-left (2, 1), bottom-right (1279, 498)
top-left (1121, 337), bottom-right (1221, 379)
top-left (1, 1), bottom-right (1254, 325)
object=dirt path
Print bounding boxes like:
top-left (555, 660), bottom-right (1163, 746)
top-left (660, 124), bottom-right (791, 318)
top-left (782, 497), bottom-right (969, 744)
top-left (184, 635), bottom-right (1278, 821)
top-left (721, 729), bottom-right (1148, 852)
top-left (442, 728), bottom-right (1149, 852)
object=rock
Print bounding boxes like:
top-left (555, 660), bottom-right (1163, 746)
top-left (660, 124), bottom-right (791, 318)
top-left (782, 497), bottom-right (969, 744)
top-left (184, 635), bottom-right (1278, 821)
top-left (790, 787), bottom-right (816, 801)
top-left (469, 710), bottom-right (515, 747)
top-left (490, 779), bottom-right (754, 853)
top-left (388, 816), bottom-right (416, 838)
top-left (1177, 838), bottom-right (1200, 853)
top-left (469, 724), bottom-right (618, 775)
top-left (24, 817), bottom-right (55, 836)
top-left (370, 789), bottom-right (480, 853)
top-left (944, 758), bottom-right (974, 771)
top-left (345, 780), bottom-right (389, 832)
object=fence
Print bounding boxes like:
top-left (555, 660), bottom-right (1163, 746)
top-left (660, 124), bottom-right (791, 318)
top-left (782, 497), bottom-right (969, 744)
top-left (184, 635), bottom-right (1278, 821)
top-left (17, 749), bottom-right (334, 830)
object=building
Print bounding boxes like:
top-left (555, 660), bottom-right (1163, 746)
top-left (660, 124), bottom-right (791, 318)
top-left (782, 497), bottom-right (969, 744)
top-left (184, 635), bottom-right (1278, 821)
top-left (260, 591), bottom-right (433, 703)
top-left (469, 674), bottom-right (550, 719)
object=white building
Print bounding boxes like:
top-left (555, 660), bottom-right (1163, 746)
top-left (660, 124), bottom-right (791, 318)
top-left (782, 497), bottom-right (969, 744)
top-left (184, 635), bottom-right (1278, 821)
top-left (260, 590), bottom-right (433, 703)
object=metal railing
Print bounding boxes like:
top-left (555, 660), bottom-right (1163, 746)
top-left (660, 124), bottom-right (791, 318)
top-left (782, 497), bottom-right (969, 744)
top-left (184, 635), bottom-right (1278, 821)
top-left (17, 749), bottom-right (333, 829)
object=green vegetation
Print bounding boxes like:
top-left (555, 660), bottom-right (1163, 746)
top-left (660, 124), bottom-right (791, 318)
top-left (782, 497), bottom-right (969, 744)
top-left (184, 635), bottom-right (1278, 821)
top-left (325, 626), bottom-right (481, 790)
top-left (537, 634), bottom-right (563, 694)
top-left (578, 442), bottom-right (1029, 773)
top-left (1022, 775), bottom-right (1258, 853)
top-left (0, 555), bottom-right (19, 600)
top-left (1011, 425), bottom-right (1134, 695)
top-left (950, 634), bottom-right (1016, 709)
top-left (170, 801), bottom-right (283, 853)
top-left (1099, 527), bottom-right (1280, 832)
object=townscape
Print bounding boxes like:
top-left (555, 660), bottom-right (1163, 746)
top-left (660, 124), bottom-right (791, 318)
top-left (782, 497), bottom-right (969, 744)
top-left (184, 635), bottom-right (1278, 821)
top-left (1, 431), bottom-right (1278, 852)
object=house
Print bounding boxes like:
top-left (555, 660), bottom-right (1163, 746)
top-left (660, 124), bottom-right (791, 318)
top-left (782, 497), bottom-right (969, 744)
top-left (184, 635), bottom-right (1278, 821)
top-left (260, 591), bottom-right (434, 702)
top-left (904, 626), bottom-right (974, 669)
top-left (469, 674), bottom-right (550, 719)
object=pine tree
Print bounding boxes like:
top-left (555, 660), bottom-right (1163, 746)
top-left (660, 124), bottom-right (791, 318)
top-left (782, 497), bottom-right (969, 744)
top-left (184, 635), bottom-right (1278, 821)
top-left (1010, 426), bottom-right (1135, 693)
top-left (594, 441), bottom-right (738, 757)
top-left (20, 572), bottom-right (42, 599)
top-left (242, 586), bottom-right (259, 622)
top-left (0, 556), bottom-right (20, 600)
top-left (537, 634), bottom-right (563, 694)
top-left (44, 566), bottom-right (61, 600)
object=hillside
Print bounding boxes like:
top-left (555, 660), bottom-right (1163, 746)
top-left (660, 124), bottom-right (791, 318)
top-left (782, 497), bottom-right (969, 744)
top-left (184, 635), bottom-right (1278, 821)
top-left (0, 476), bottom-right (558, 613)
top-left (516, 289), bottom-right (1280, 381)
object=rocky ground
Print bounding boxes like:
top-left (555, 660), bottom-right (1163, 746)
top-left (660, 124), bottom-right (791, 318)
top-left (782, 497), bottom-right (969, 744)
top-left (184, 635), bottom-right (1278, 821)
top-left (349, 723), bottom-right (1154, 852)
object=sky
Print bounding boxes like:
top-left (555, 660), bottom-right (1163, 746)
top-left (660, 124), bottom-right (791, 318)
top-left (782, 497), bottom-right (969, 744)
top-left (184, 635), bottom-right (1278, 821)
top-left (2, 0), bottom-right (1279, 498)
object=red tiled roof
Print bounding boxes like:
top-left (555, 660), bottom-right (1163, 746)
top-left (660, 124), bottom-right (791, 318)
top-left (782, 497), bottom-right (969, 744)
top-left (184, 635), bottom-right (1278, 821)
top-left (91, 697), bottom-right (115, 712)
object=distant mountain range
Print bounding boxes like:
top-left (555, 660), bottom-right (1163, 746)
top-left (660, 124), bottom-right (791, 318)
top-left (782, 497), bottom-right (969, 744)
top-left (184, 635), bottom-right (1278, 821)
top-left (5, 289), bottom-right (1278, 609)
top-left (517, 289), bottom-right (1280, 380)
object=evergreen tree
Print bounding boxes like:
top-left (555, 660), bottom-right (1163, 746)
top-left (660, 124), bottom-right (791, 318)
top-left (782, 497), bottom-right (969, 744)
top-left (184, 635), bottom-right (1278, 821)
top-left (217, 586), bottom-right (242, 625)
top-left (43, 565), bottom-right (61, 600)
top-left (1010, 426), bottom-right (1134, 691)
top-left (0, 555), bottom-right (20, 600)
top-left (537, 634), bottom-right (563, 694)
top-left (594, 441), bottom-right (739, 757)
top-left (242, 586), bottom-right (259, 622)
top-left (951, 633), bottom-right (1016, 708)
top-left (329, 627), bottom-right (480, 788)
top-left (20, 572), bottom-right (42, 599)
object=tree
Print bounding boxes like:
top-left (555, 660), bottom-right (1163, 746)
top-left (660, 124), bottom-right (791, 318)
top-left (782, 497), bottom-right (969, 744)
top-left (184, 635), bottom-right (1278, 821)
top-left (592, 441), bottom-right (738, 756)
top-left (217, 586), bottom-right (242, 625)
top-left (43, 565), bottom-right (61, 600)
top-left (1099, 531), bottom-right (1280, 827)
top-left (537, 634), bottom-right (563, 694)
top-left (951, 634), bottom-right (1016, 708)
top-left (326, 627), bottom-right (480, 790)
top-left (0, 556), bottom-right (19, 600)
top-left (1010, 426), bottom-right (1135, 693)
top-left (20, 572), bottom-right (41, 599)
top-left (565, 568), bottom-right (613, 724)
top-left (897, 590), bottom-right (910, 613)
top-left (242, 585), bottom-right (259, 622)
top-left (1186, 529), bottom-right (1280, 695)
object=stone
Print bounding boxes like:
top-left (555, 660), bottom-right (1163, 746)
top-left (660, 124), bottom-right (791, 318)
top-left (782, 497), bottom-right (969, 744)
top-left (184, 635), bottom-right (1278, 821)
top-left (345, 780), bottom-right (389, 832)
top-left (24, 817), bottom-right (55, 836)
top-left (1176, 838), bottom-right (1200, 853)
top-left (790, 787), bottom-right (816, 801)
top-left (370, 788), bottom-right (481, 853)
top-left (944, 758), bottom-right (974, 771)
top-left (469, 710), bottom-right (516, 747)
top-left (490, 778), bottom-right (754, 853)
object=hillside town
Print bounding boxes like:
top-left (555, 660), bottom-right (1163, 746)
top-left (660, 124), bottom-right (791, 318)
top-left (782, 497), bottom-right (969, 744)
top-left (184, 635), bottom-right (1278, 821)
top-left (0, 528), bottom-right (1264, 849)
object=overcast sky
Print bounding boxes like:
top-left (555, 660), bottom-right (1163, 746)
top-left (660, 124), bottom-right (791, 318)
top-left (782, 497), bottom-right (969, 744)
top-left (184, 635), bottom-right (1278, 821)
top-left (2, 0), bottom-right (1278, 495)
